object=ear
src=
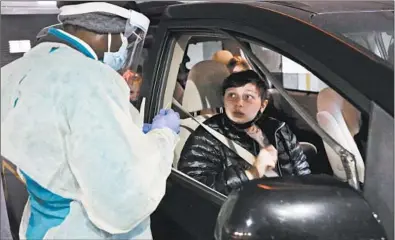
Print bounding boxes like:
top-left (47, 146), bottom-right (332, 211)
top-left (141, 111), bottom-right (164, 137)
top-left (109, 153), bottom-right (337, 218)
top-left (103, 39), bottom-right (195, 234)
top-left (260, 99), bottom-right (269, 113)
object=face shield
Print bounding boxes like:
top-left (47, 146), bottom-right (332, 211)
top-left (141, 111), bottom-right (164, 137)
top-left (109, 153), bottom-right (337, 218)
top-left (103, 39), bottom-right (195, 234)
top-left (57, 2), bottom-right (150, 74)
top-left (120, 10), bottom-right (148, 74)
top-left (36, 23), bottom-right (63, 40)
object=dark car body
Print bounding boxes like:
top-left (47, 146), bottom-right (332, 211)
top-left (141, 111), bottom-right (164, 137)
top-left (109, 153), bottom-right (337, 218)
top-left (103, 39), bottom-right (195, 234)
top-left (140, 1), bottom-right (393, 240)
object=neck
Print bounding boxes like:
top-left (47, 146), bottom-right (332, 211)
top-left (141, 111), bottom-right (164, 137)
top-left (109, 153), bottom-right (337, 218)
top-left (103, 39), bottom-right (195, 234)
top-left (64, 28), bottom-right (105, 60)
top-left (47, 28), bottom-right (98, 60)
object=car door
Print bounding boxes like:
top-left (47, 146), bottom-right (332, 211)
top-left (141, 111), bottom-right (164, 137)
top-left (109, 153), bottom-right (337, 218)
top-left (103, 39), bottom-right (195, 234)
top-left (141, 28), bottom-right (229, 240)
top-left (143, 3), bottom-right (393, 239)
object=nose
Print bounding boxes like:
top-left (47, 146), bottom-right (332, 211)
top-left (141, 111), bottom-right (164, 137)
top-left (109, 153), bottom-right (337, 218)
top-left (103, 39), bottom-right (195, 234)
top-left (236, 97), bottom-right (243, 107)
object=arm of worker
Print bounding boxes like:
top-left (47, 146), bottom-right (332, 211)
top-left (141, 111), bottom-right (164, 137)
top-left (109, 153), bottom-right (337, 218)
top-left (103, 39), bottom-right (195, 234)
top-left (61, 71), bottom-right (179, 234)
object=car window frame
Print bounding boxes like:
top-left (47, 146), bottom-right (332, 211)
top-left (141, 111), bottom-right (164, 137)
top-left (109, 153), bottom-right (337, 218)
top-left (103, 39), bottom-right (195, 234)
top-left (148, 28), bottom-right (361, 196)
top-left (144, 17), bottom-right (393, 202)
top-left (145, 16), bottom-right (393, 120)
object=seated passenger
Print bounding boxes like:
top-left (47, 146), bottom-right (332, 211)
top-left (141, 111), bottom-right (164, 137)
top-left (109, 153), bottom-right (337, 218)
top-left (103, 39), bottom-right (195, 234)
top-left (122, 69), bottom-right (143, 107)
top-left (227, 56), bottom-right (250, 73)
top-left (212, 50), bottom-right (234, 66)
top-left (129, 75), bottom-right (142, 102)
top-left (212, 50), bottom-right (251, 73)
top-left (178, 70), bottom-right (311, 195)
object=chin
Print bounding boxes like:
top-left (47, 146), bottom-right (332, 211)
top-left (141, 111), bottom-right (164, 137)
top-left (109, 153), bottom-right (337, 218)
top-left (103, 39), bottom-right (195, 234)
top-left (229, 116), bottom-right (248, 124)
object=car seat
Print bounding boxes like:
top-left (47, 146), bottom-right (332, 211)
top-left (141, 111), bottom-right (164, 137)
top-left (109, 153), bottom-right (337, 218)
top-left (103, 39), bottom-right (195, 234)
top-left (173, 60), bottom-right (230, 167)
top-left (316, 87), bottom-right (365, 182)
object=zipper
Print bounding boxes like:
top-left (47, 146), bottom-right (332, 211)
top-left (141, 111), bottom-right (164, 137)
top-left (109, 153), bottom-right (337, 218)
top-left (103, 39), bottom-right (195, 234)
top-left (274, 122), bottom-right (286, 177)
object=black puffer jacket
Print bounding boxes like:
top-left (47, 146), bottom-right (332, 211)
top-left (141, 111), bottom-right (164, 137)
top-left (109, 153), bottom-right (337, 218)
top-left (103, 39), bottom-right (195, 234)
top-left (178, 114), bottom-right (311, 195)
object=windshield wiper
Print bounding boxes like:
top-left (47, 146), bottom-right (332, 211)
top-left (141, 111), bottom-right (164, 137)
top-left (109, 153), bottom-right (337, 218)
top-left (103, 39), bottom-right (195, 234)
top-left (218, 29), bottom-right (361, 191)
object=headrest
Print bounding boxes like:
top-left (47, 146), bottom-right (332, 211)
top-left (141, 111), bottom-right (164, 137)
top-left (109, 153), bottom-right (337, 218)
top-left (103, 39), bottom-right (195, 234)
top-left (317, 88), bottom-right (361, 136)
top-left (182, 60), bottom-right (230, 113)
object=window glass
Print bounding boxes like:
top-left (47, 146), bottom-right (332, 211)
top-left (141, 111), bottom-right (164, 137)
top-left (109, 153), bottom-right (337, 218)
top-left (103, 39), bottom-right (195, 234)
top-left (249, 41), bottom-right (367, 185)
top-left (185, 41), bottom-right (223, 69)
top-left (311, 11), bottom-right (394, 64)
top-left (250, 44), bottom-right (328, 92)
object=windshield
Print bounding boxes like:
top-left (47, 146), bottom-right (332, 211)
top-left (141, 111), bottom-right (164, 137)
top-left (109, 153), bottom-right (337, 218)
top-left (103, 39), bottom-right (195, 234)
top-left (311, 10), bottom-right (394, 66)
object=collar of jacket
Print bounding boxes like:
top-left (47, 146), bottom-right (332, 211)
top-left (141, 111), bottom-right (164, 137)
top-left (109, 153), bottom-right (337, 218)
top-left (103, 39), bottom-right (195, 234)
top-left (217, 113), bottom-right (286, 145)
top-left (36, 28), bottom-right (98, 60)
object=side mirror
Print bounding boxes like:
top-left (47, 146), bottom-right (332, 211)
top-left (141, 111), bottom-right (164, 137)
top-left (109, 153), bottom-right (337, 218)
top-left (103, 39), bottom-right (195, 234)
top-left (215, 175), bottom-right (386, 240)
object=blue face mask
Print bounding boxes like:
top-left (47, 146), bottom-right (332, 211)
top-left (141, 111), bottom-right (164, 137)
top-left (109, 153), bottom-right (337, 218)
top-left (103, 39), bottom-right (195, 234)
top-left (103, 33), bottom-right (128, 71)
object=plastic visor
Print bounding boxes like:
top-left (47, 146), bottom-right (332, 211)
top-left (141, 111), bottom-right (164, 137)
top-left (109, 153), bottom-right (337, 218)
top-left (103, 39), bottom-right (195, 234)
top-left (36, 23), bottom-right (63, 40)
top-left (121, 21), bottom-right (147, 74)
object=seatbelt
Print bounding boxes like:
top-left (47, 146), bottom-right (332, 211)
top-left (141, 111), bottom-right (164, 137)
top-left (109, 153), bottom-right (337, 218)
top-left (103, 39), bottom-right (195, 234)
top-left (172, 98), bottom-right (279, 178)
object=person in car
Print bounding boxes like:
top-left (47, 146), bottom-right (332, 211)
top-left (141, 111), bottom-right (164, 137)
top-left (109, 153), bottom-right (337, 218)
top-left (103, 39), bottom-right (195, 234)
top-left (123, 69), bottom-right (143, 102)
top-left (212, 50), bottom-right (251, 73)
top-left (212, 50), bottom-right (234, 66)
top-left (228, 55), bottom-right (250, 72)
top-left (178, 70), bottom-right (311, 195)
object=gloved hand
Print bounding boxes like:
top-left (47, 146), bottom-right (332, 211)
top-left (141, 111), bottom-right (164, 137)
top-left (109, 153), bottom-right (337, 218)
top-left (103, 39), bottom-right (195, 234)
top-left (151, 109), bottom-right (180, 134)
top-left (143, 123), bottom-right (152, 134)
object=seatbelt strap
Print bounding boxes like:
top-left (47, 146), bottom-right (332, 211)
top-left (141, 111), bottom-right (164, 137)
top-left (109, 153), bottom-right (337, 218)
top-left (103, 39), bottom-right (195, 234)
top-left (172, 98), bottom-right (278, 178)
top-left (1, 159), bottom-right (25, 185)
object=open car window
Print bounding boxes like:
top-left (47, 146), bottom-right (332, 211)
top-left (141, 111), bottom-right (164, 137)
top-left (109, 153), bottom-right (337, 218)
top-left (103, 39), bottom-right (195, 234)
top-left (247, 41), bottom-right (368, 183)
top-left (229, 32), bottom-right (362, 189)
top-left (162, 30), bottom-right (365, 202)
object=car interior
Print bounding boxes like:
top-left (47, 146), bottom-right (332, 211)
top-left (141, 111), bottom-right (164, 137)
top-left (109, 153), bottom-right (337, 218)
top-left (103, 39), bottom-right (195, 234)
top-left (160, 33), bottom-right (370, 193)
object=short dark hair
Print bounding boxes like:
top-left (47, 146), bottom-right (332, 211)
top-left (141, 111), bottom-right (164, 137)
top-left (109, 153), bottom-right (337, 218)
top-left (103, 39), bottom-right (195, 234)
top-left (222, 70), bottom-right (269, 99)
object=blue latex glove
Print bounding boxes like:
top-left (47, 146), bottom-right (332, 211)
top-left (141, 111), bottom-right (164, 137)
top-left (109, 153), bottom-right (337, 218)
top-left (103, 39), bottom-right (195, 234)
top-left (151, 109), bottom-right (180, 134)
top-left (143, 123), bottom-right (152, 134)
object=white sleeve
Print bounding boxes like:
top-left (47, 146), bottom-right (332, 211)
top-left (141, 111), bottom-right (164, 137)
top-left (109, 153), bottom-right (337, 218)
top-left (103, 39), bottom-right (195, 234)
top-left (62, 73), bottom-right (178, 234)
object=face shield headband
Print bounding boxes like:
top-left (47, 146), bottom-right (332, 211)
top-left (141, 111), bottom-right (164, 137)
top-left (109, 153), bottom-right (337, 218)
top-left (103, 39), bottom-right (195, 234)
top-left (58, 2), bottom-right (150, 73)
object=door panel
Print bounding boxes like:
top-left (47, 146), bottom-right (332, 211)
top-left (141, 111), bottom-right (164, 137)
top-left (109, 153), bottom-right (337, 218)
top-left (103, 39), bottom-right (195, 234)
top-left (364, 103), bottom-right (394, 240)
top-left (152, 171), bottom-right (224, 240)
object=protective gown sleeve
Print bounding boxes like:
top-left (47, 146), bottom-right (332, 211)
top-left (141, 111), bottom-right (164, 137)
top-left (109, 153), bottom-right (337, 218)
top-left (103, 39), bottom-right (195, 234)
top-left (61, 70), bottom-right (178, 234)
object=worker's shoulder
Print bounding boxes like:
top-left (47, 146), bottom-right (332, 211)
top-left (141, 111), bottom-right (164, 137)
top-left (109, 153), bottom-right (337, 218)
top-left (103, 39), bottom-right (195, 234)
top-left (44, 45), bottom-right (123, 85)
top-left (53, 46), bottom-right (117, 75)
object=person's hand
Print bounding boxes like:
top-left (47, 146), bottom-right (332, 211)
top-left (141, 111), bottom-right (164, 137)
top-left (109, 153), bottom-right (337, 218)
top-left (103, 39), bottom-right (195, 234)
top-left (246, 125), bottom-right (266, 148)
top-left (151, 109), bottom-right (180, 134)
top-left (253, 145), bottom-right (278, 178)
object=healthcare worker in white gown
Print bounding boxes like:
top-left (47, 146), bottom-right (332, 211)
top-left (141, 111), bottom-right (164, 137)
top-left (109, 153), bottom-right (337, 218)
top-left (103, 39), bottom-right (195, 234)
top-left (1, 2), bottom-right (180, 239)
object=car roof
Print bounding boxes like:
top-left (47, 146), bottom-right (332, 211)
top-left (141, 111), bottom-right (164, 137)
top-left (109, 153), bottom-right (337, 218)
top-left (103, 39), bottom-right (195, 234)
top-left (165, 1), bottom-right (394, 28)
top-left (253, 1), bottom-right (394, 15)
top-left (162, 1), bottom-right (393, 116)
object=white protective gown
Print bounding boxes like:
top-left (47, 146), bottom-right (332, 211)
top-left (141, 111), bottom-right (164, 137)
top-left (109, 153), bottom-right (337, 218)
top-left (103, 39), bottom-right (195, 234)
top-left (1, 37), bottom-right (178, 239)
